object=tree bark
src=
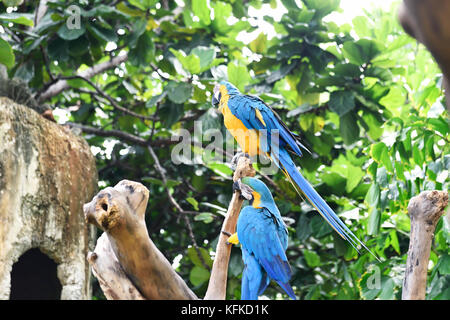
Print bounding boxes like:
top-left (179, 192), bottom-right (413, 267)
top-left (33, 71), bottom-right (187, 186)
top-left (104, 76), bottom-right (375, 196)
top-left (204, 156), bottom-right (256, 300)
top-left (85, 156), bottom-right (256, 300)
top-left (402, 190), bottom-right (448, 300)
top-left (84, 180), bottom-right (197, 300)
top-left (37, 53), bottom-right (128, 103)
top-left (87, 233), bottom-right (145, 300)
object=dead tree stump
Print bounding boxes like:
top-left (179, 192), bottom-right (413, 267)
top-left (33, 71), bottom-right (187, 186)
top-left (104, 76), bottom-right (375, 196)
top-left (402, 190), bottom-right (448, 300)
top-left (85, 155), bottom-right (256, 300)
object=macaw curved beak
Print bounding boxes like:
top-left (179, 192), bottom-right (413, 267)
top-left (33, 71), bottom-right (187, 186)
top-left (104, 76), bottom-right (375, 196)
top-left (212, 84), bottom-right (221, 106)
top-left (234, 177), bottom-right (254, 201)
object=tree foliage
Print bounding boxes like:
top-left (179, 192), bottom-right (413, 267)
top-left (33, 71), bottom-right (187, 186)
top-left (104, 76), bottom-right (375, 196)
top-left (0, 0), bottom-right (448, 300)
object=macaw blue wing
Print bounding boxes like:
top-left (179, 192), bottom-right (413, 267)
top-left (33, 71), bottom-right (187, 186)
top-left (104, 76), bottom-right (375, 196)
top-left (241, 248), bottom-right (270, 300)
top-left (237, 206), bottom-right (296, 299)
top-left (227, 94), bottom-right (307, 157)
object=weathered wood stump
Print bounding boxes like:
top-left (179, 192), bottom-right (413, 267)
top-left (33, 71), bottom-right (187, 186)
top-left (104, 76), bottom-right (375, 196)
top-left (85, 155), bottom-right (256, 300)
top-left (402, 190), bottom-right (448, 300)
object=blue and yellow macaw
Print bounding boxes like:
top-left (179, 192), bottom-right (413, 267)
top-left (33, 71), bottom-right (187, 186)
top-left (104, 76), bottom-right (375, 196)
top-left (212, 81), bottom-right (376, 258)
top-left (228, 177), bottom-right (296, 300)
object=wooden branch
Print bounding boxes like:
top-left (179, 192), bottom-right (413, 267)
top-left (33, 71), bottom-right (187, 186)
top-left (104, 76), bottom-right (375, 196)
top-left (37, 53), bottom-right (128, 103)
top-left (87, 233), bottom-right (145, 300)
top-left (84, 179), bottom-right (197, 300)
top-left (204, 156), bottom-right (256, 300)
top-left (402, 190), bottom-right (448, 300)
top-left (65, 122), bottom-right (178, 147)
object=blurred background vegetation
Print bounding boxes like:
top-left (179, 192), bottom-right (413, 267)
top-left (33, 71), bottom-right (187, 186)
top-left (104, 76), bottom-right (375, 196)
top-left (0, 0), bottom-right (448, 300)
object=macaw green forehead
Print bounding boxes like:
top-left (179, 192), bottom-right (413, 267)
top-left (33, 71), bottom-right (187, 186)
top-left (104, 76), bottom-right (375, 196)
top-left (241, 177), bottom-right (271, 197)
top-left (219, 81), bottom-right (240, 95)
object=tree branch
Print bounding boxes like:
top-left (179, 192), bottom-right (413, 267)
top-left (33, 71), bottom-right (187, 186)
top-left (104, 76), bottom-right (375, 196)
top-left (84, 180), bottom-right (198, 300)
top-left (65, 122), bottom-right (177, 147)
top-left (37, 53), bottom-right (128, 103)
top-left (204, 155), bottom-right (256, 300)
top-left (402, 190), bottom-right (448, 300)
top-left (146, 145), bottom-right (210, 271)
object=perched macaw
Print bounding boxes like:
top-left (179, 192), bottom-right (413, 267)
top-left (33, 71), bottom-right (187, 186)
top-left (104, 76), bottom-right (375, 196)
top-left (212, 81), bottom-right (377, 258)
top-left (228, 177), bottom-right (296, 300)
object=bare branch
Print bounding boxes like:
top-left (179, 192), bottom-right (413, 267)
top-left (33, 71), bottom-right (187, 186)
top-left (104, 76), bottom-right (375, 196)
top-left (37, 53), bottom-right (129, 103)
top-left (84, 180), bottom-right (197, 300)
top-left (146, 145), bottom-right (210, 271)
top-left (204, 155), bottom-right (256, 300)
top-left (402, 190), bottom-right (448, 300)
top-left (65, 122), bottom-right (177, 148)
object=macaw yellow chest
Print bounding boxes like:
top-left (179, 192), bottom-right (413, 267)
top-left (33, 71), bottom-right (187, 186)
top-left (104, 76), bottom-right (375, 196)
top-left (220, 102), bottom-right (260, 157)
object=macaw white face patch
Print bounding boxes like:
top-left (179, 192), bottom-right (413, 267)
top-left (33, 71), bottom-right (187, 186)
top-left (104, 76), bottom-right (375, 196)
top-left (213, 84), bottom-right (221, 102)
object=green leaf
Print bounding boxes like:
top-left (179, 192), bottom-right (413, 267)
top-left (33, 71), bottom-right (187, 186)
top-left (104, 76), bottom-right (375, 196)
top-left (129, 32), bottom-right (155, 66)
top-left (0, 12), bottom-right (34, 26)
top-left (395, 161), bottom-right (406, 181)
top-left (169, 48), bottom-right (202, 74)
top-left (192, 0), bottom-right (211, 26)
top-left (412, 144), bottom-right (424, 166)
top-left (191, 47), bottom-right (216, 72)
top-left (352, 16), bottom-right (372, 38)
top-left (346, 164), bottom-right (365, 193)
top-left (189, 266), bottom-right (210, 286)
top-left (370, 142), bottom-right (393, 173)
top-left (187, 197), bottom-right (199, 211)
top-left (329, 91), bottom-right (355, 116)
top-left (141, 177), bottom-right (181, 188)
top-left (303, 249), bottom-right (321, 268)
top-left (368, 207), bottom-right (381, 235)
top-left (249, 32), bottom-right (267, 54)
top-left (340, 112), bottom-right (360, 145)
top-left (389, 230), bottom-right (400, 254)
top-left (129, 0), bottom-right (159, 10)
top-left (227, 62), bottom-right (251, 92)
top-left (166, 82), bottom-right (193, 104)
top-left (428, 118), bottom-right (449, 136)
top-left (206, 162), bottom-right (233, 178)
top-left (2, 0), bottom-right (23, 6)
top-left (88, 24), bottom-right (118, 42)
top-left (437, 255), bottom-right (450, 275)
top-left (365, 183), bottom-right (380, 206)
top-left (362, 112), bottom-right (383, 140)
top-left (342, 39), bottom-right (383, 65)
top-left (296, 213), bottom-right (312, 241)
top-left (194, 212), bottom-right (214, 224)
top-left (0, 38), bottom-right (14, 68)
top-left (187, 247), bottom-right (213, 268)
top-left (57, 22), bottom-right (86, 40)
top-left (310, 215), bottom-right (332, 238)
top-left (379, 278), bottom-right (396, 300)
top-left (359, 268), bottom-right (381, 300)
top-left (158, 101), bottom-right (184, 127)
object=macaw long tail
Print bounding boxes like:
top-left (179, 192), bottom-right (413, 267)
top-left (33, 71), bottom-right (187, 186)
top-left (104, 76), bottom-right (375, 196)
top-left (276, 149), bottom-right (379, 260)
top-left (276, 281), bottom-right (296, 300)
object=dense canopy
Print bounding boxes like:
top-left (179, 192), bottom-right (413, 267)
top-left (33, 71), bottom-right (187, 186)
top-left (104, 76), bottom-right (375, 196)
top-left (0, 0), bottom-right (448, 300)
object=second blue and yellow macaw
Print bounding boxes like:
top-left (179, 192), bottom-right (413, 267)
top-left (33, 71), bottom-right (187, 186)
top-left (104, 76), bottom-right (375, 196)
top-left (231, 177), bottom-right (296, 300)
top-left (212, 81), bottom-right (376, 258)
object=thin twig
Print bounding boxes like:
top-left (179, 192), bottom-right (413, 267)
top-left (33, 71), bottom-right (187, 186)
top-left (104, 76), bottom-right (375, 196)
top-left (65, 122), bottom-right (176, 147)
top-left (62, 75), bottom-right (155, 121)
top-left (147, 145), bottom-right (210, 271)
